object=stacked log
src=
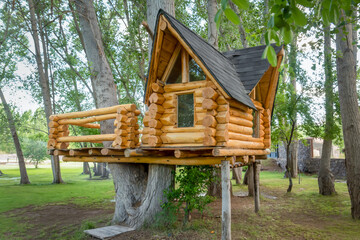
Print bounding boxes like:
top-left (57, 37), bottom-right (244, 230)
top-left (112, 104), bottom-right (138, 148)
top-left (202, 87), bottom-right (219, 146)
top-left (263, 108), bottom-right (271, 148)
top-left (47, 116), bottom-right (70, 149)
top-left (47, 104), bottom-right (140, 150)
top-left (141, 112), bottom-right (150, 145)
top-left (226, 100), bottom-right (264, 149)
top-left (148, 81), bottom-right (165, 146)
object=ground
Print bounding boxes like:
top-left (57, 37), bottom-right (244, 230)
top-left (0, 160), bottom-right (359, 240)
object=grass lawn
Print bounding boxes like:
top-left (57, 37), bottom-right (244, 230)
top-left (1, 163), bottom-right (359, 240)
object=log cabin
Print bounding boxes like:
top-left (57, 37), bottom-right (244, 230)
top-left (46, 9), bottom-right (284, 238)
top-left (141, 10), bottom-right (284, 158)
top-left (47, 9), bottom-right (284, 164)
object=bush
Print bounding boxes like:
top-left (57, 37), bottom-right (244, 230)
top-left (163, 166), bottom-right (215, 226)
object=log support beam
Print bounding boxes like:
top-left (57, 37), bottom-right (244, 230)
top-left (221, 160), bottom-right (231, 240)
top-left (253, 161), bottom-right (260, 213)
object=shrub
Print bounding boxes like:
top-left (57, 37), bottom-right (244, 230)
top-left (163, 166), bottom-right (215, 226)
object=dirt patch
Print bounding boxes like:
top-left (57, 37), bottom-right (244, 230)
top-left (4, 203), bottom-right (113, 239)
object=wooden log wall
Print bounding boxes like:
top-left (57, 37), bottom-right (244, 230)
top-left (142, 80), bottom-right (209, 147)
top-left (202, 83), bottom-right (220, 146)
top-left (47, 104), bottom-right (139, 150)
top-left (112, 105), bottom-right (140, 149)
top-left (263, 108), bottom-right (271, 148)
top-left (223, 99), bottom-right (266, 149)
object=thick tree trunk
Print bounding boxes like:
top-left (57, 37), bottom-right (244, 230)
top-left (336, 11), bottom-right (360, 219)
top-left (0, 87), bottom-right (30, 184)
top-left (207, 0), bottom-right (218, 49)
top-left (318, 25), bottom-right (336, 195)
top-left (318, 140), bottom-right (336, 195)
top-left (206, 0), bottom-right (223, 197)
top-left (233, 167), bottom-right (242, 184)
top-left (146, 0), bottom-right (174, 55)
top-left (27, 0), bottom-right (62, 184)
top-left (75, 0), bottom-right (175, 228)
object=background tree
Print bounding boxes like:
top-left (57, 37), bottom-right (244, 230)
top-left (26, 0), bottom-right (63, 183)
top-left (318, 25), bottom-right (336, 195)
top-left (0, 1), bottom-right (30, 184)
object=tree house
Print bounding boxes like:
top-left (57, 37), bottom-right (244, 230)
top-left (46, 9), bottom-right (284, 239)
top-left (47, 10), bottom-right (283, 165)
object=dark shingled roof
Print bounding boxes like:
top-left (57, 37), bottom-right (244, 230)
top-left (151, 10), bottom-right (256, 109)
top-left (223, 45), bottom-right (283, 92)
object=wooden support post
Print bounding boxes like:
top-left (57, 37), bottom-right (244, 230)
top-left (253, 161), bottom-right (260, 213)
top-left (221, 160), bottom-right (231, 240)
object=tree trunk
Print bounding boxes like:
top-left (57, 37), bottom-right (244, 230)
top-left (207, 0), bottom-right (218, 49)
top-left (336, 10), bottom-right (360, 219)
top-left (286, 144), bottom-right (293, 192)
top-left (233, 167), bottom-right (242, 184)
top-left (318, 25), bottom-right (336, 195)
top-left (247, 165), bottom-right (254, 196)
top-left (146, 0), bottom-right (174, 55)
top-left (94, 162), bottom-right (103, 176)
top-left (27, 0), bottom-right (62, 184)
top-left (83, 162), bottom-right (90, 175)
top-left (74, 0), bottom-right (175, 228)
top-left (208, 168), bottom-right (222, 198)
top-left (0, 87), bottom-right (30, 184)
top-left (206, 0), bottom-right (223, 197)
top-left (288, 36), bottom-right (298, 178)
top-left (229, 2), bottom-right (248, 48)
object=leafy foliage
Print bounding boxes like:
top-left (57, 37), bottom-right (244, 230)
top-left (163, 166), bottom-right (215, 226)
top-left (22, 139), bottom-right (49, 168)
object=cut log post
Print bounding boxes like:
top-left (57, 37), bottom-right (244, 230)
top-left (216, 95), bottom-right (227, 105)
top-left (202, 99), bottom-right (218, 110)
top-left (148, 136), bottom-right (162, 146)
top-left (149, 92), bottom-right (165, 104)
top-left (101, 148), bottom-right (125, 156)
top-left (253, 161), bottom-right (260, 213)
top-left (216, 111), bottom-right (230, 124)
top-left (221, 160), bottom-right (231, 240)
top-left (89, 149), bottom-right (102, 155)
top-left (202, 87), bottom-right (219, 100)
top-left (151, 82), bottom-right (164, 93)
top-left (203, 115), bottom-right (217, 128)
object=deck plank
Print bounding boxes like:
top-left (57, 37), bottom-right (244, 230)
top-left (84, 225), bottom-right (135, 239)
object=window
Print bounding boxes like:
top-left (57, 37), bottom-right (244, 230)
top-left (252, 110), bottom-right (260, 138)
top-left (166, 53), bottom-right (182, 84)
top-left (189, 57), bottom-right (206, 82)
top-left (166, 49), bottom-right (206, 84)
top-left (177, 94), bottom-right (194, 127)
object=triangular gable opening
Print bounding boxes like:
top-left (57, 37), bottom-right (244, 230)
top-left (145, 12), bottom-right (232, 105)
top-left (164, 48), bottom-right (207, 85)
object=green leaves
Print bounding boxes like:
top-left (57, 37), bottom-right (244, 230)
top-left (232, 0), bottom-right (250, 10)
top-left (224, 8), bottom-right (240, 25)
top-left (292, 7), bottom-right (307, 27)
top-left (262, 45), bottom-right (278, 67)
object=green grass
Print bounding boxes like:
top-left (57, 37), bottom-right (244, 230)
top-left (1, 164), bottom-right (359, 239)
top-left (0, 165), bottom-right (114, 213)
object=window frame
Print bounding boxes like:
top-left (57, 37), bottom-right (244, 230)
top-left (165, 48), bottom-right (205, 85)
top-left (176, 92), bottom-right (195, 128)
